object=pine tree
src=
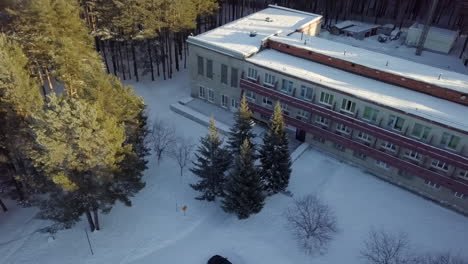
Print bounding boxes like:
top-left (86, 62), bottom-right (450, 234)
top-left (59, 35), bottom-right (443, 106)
top-left (222, 139), bottom-right (265, 219)
top-left (190, 118), bottom-right (230, 201)
top-left (259, 102), bottom-right (292, 195)
top-left (227, 94), bottom-right (256, 155)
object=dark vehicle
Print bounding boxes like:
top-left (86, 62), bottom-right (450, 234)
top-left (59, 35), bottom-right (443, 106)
top-left (207, 255), bottom-right (232, 264)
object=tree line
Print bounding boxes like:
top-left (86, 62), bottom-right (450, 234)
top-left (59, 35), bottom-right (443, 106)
top-left (0, 0), bottom-right (217, 233)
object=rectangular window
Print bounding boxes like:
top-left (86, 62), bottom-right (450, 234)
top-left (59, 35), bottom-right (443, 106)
top-left (333, 143), bottom-right (345, 152)
top-left (459, 170), bottom-right (468, 180)
top-left (197, 56), bottom-right (204, 76)
top-left (454, 192), bottom-right (465, 199)
top-left (353, 151), bottom-right (367, 160)
top-left (231, 98), bottom-right (239, 109)
top-left (231, 67), bottom-right (238, 88)
top-left (341, 98), bottom-right (356, 114)
top-left (300, 85), bottom-right (313, 101)
top-left (376, 160), bottom-right (390, 170)
top-left (440, 132), bottom-right (461, 150)
top-left (319, 91), bottom-right (334, 106)
top-left (247, 67), bottom-right (257, 80)
top-left (221, 95), bottom-right (228, 108)
top-left (281, 103), bottom-right (290, 115)
top-left (208, 88), bottom-right (214, 102)
top-left (296, 109), bottom-right (310, 121)
top-left (264, 73), bottom-right (276, 86)
top-left (198, 86), bottom-right (205, 98)
top-left (431, 159), bottom-right (449, 171)
top-left (336, 123), bottom-right (351, 134)
top-left (357, 131), bottom-right (372, 142)
top-left (245, 91), bottom-right (256, 102)
top-left (221, 64), bottom-right (228, 84)
top-left (206, 59), bottom-right (213, 79)
top-left (387, 115), bottom-right (405, 131)
top-left (313, 135), bottom-right (325, 143)
top-left (315, 115), bottom-right (329, 127)
top-left (281, 79), bottom-right (293, 94)
top-left (411, 123), bottom-right (431, 140)
top-left (425, 180), bottom-right (440, 189)
top-left (404, 150), bottom-right (421, 161)
top-left (262, 96), bottom-right (273, 108)
top-left (362, 106), bottom-right (379, 122)
top-left (381, 141), bottom-right (397, 152)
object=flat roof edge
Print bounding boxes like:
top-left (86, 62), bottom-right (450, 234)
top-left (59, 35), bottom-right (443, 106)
top-left (268, 4), bottom-right (323, 20)
top-left (187, 36), bottom-right (249, 59)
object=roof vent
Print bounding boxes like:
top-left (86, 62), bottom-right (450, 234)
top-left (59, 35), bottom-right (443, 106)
top-left (249, 31), bottom-right (257, 37)
top-left (265, 17), bottom-right (273, 22)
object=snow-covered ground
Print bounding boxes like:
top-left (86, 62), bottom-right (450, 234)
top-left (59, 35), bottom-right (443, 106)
top-left (1, 70), bottom-right (467, 264)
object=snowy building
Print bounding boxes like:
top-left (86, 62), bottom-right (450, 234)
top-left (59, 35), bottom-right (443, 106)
top-left (405, 23), bottom-right (458, 54)
top-left (330, 20), bottom-right (380, 40)
top-left (187, 6), bottom-right (468, 214)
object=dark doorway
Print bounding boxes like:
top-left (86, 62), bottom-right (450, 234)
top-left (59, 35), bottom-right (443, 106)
top-left (296, 129), bottom-right (306, 142)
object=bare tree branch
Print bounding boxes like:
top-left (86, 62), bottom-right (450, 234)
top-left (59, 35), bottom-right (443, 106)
top-left (151, 118), bottom-right (176, 165)
top-left (169, 137), bottom-right (194, 176)
top-left (284, 194), bottom-right (337, 255)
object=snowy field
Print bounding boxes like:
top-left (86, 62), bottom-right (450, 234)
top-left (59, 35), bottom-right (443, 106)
top-left (1, 70), bottom-right (467, 264)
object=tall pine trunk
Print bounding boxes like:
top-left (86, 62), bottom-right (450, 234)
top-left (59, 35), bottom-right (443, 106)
top-left (154, 39), bottom-right (161, 77)
top-left (160, 34), bottom-right (167, 80)
top-left (131, 41), bottom-right (139, 82)
top-left (125, 41), bottom-right (132, 79)
top-left (110, 41), bottom-right (118, 76)
top-left (118, 42), bottom-right (126, 80)
top-left (86, 210), bottom-right (96, 232)
top-left (93, 208), bottom-right (100, 231)
top-left (147, 39), bottom-right (155, 81)
top-left (0, 199), bottom-right (7, 212)
top-left (101, 40), bottom-right (110, 74)
top-left (44, 67), bottom-right (54, 93)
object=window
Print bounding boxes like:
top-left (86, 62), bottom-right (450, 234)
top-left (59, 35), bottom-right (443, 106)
top-left (300, 85), bottom-right (313, 101)
top-left (231, 67), bottom-right (238, 88)
top-left (221, 95), bottom-right (228, 108)
top-left (411, 123), bottom-right (431, 140)
top-left (313, 135), bottom-right (325, 143)
top-left (454, 192), bottom-right (465, 199)
top-left (440, 132), bottom-right (461, 150)
top-left (425, 180), bottom-right (440, 189)
top-left (315, 115), bottom-right (329, 127)
top-left (245, 91), bottom-right (256, 102)
top-left (376, 160), bottom-right (390, 170)
top-left (197, 56), bottom-right (204, 75)
top-left (341, 98), bottom-right (356, 114)
top-left (198, 86), bottom-right (205, 98)
top-left (357, 131), bottom-right (372, 142)
top-left (387, 115), bottom-right (405, 131)
top-left (221, 64), bottom-right (228, 84)
top-left (264, 73), bottom-right (276, 86)
top-left (262, 96), bottom-right (273, 108)
top-left (281, 103), bottom-right (290, 115)
top-left (459, 170), bottom-right (468, 180)
top-left (404, 150), bottom-right (421, 161)
top-left (296, 109), bottom-right (310, 121)
top-left (381, 141), bottom-right (397, 152)
top-left (319, 91), bottom-right (334, 106)
top-left (336, 123), bottom-right (351, 134)
top-left (208, 88), bottom-right (214, 102)
top-left (362, 106), bottom-right (379, 122)
top-left (206, 59), bottom-right (213, 79)
top-left (281, 79), bottom-right (294, 94)
top-left (333, 143), bottom-right (345, 152)
top-left (353, 151), bottom-right (367, 160)
top-left (431, 159), bottom-right (449, 171)
top-left (231, 98), bottom-right (239, 109)
top-left (247, 67), bottom-right (257, 80)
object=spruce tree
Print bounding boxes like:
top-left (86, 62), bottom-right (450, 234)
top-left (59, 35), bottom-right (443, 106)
top-left (222, 139), bottom-right (265, 219)
top-left (190, 118), bottom-right (230, 201)
top-left (227, 94), bottom-right (256, 155)
top-left (259, 102), bottom-right (292, 195)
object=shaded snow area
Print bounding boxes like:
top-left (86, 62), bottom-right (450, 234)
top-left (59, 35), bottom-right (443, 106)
top-left (1, 70), bottom-right (467, 264)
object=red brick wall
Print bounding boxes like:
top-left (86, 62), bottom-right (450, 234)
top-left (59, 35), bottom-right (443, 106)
top-left (268, 40), bottom-right (468, 106)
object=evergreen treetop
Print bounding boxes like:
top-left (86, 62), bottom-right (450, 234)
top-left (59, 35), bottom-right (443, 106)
top-left (228, 94), bottom-right (256, 155)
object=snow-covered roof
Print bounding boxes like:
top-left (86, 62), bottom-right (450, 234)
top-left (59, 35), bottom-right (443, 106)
top-left (333, 21), bottom-right (355, 29)
top-left (247, 49), bottom-right (468, 132)
top-left (409, 23), bottom-right (459, 38)
top-left (187, 5), bottom-right (321, 59)
top-left (333, 20), bottom-right (380, 32)
top-left (270, 34), bottom-right (468, 94)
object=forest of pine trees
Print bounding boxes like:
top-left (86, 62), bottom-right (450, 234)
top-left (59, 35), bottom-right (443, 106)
top-left (0, 0), bottom-right (217, 232)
